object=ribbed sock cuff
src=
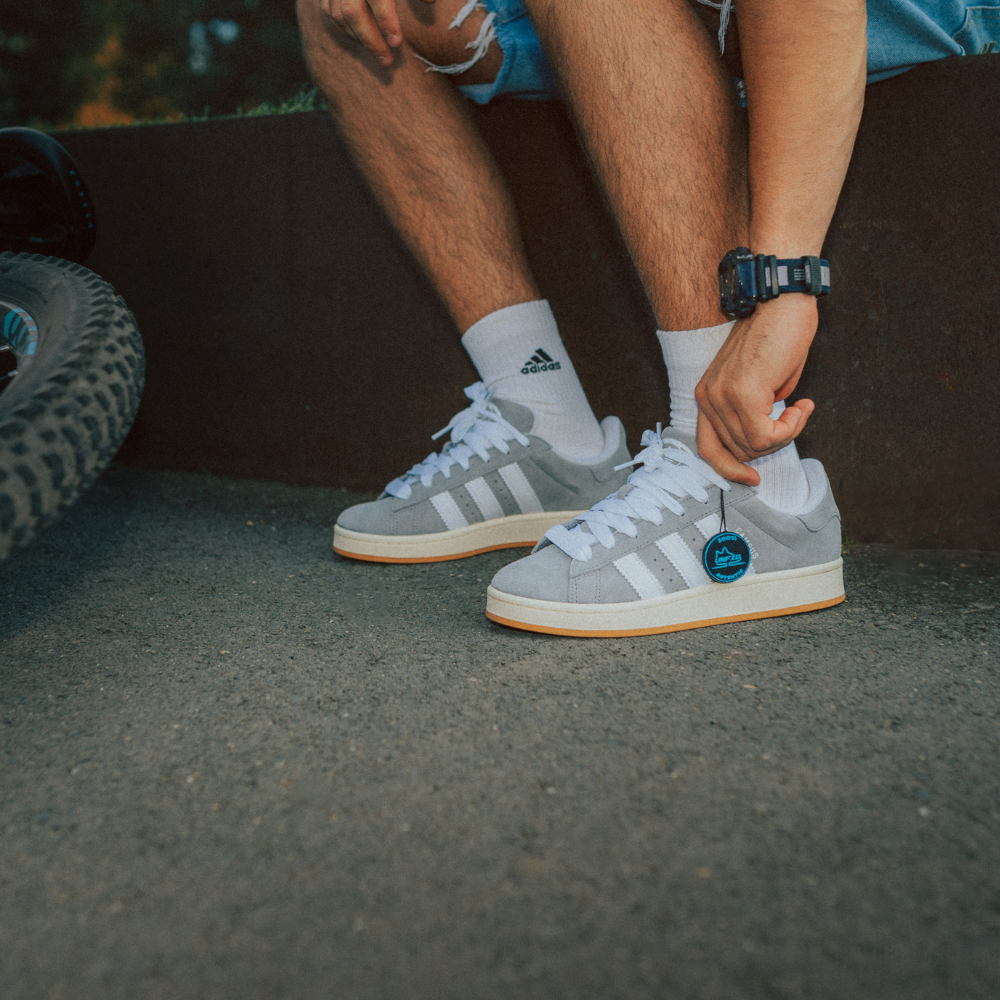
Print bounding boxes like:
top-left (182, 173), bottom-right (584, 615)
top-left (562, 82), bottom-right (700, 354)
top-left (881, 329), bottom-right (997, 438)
top-left (656, 322), bottom-right (735, 431)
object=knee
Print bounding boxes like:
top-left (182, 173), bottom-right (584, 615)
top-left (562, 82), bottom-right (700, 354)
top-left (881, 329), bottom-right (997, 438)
top-left (297, 0), bottom-right (333, 74)
top-left (296, 0), bottom-right (319, 38)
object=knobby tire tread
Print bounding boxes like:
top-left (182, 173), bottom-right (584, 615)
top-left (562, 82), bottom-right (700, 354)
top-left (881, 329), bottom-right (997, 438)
top-left (0, 252), bottom-right (145, 560)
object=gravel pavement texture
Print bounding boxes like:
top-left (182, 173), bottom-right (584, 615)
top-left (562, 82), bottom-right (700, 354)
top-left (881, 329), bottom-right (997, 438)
top-left (1, 466), bottom-right (999, 1000)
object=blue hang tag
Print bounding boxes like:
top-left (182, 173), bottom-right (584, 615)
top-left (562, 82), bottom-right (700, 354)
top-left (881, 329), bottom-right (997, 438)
top-left (703, 488), bottom-right (750, 583)
top-left (703, 531), bottom-right (751, 583)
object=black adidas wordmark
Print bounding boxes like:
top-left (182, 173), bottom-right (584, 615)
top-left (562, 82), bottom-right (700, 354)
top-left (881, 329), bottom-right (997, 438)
top-left (521, 346), bottom-right (562, 375)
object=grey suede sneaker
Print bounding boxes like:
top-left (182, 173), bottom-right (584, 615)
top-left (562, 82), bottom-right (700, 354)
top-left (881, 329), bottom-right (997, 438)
top-left (334, 383), bottom-right (631, 563)
top-left (486, 426), bottom-right (845, 636)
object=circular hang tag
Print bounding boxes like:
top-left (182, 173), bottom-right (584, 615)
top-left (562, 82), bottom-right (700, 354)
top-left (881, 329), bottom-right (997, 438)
top-left (703, 531), bottom-right (751, 583)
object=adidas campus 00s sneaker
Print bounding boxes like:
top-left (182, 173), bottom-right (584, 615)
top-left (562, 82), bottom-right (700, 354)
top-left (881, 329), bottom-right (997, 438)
top-left (334, 383), bottom-right (631, 563)
top-left (486, 427), bottom-right (846, 637)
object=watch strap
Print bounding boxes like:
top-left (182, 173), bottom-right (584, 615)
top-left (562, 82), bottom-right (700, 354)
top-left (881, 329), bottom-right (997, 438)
top-left (755, 254), bottom-right (831, 302)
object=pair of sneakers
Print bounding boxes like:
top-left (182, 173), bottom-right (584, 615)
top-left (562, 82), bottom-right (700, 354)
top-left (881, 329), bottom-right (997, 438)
top-left (334, 383), bottom-right (845, 637)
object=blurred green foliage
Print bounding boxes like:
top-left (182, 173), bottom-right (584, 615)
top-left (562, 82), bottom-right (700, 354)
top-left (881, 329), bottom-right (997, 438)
top-left (0, 0), bottom-right (310, 128)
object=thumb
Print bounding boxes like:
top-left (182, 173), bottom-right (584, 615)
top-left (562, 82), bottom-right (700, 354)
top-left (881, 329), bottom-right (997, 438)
top-left (773, 398), bottom-right (815, 441)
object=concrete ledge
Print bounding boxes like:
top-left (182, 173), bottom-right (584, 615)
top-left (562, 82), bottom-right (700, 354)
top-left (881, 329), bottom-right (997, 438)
top-left (57, 55), bottom-right (1000, 548)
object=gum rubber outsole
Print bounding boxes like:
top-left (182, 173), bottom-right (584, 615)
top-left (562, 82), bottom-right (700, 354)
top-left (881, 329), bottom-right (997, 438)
top-left (333, 511), bottom-right (585, 565)
top-left (485, 559), bottom-right (846, 638)
top-left (334, 540), bottom-right (535, 564)
top-left (486, 594), bottom-right (846, 637)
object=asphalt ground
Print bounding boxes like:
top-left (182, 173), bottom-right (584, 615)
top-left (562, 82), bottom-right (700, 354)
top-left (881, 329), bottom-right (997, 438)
top-left (1, 465), bottom-right (998, 1000)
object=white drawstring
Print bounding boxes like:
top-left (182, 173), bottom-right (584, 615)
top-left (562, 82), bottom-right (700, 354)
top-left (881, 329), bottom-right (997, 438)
top-left (415, 3), bottom-right (498, 77)
top-left (694, 0), bottom-right (733, 54)
top-left (450, 0), bottom-right (484, 30)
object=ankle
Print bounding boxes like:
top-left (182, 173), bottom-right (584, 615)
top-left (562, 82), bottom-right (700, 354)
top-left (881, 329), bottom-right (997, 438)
top-left (657, 322), bottom-right (734, 430)
top-left (462, 300), bottom-right (605, 460)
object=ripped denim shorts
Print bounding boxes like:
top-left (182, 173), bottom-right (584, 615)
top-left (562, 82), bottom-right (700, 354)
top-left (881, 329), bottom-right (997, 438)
top-left (422, 0), bottom-right (1000, 104)
top-left (419, 0), bottom-right (557, 104)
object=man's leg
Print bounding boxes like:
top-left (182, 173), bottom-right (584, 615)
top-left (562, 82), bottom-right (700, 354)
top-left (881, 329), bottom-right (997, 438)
top-left (299, 0), bottom-right (535, 331)
top-left (523, 0), bottom-right (808, 511)
top-left (300, 0), bottom-right (631, 562)
top-left (300, 0), bottom-right (605, 459)
top-left (524, 0), bottom-right (746, 331)
top-left (485, 1), bottom-right (844, 637)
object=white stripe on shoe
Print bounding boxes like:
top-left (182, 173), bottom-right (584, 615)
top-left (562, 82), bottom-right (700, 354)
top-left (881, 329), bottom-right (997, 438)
top-left (695, 514), bottom-right (721, 540)
top-left (656, 532), bottom-right (711, 589)
top-left (613, 552), bottom-right (665, 600)
top-left (430, 491), bottom-right (469, 531)
top-left (499, 463), bottom-right (544, 514)
top-left (464, 476), bottom-right (505, 521)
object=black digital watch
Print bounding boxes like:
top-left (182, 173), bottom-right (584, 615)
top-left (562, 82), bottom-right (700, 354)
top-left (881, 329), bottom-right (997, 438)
top-left (718, 247), bottom-right (831, 319)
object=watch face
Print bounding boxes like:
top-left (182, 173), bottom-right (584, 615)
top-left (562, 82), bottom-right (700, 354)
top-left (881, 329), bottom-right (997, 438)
top-left (719, 250), bottom-right (756, 318)
top-left (721, 265), bottom-right (740, 308)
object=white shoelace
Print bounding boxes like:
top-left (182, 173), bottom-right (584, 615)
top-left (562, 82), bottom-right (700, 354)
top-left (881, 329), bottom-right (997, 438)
top-left (544, 425), bottom-right (731, 562)
top-left (385, 382), bottom-right (529, 500)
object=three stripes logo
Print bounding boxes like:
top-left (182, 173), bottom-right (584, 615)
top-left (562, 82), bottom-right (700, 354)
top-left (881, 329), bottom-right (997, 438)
top-left (520, 347), bottom-right (561, 375)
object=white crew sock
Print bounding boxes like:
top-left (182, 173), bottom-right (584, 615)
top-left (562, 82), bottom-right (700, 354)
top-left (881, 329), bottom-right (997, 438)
top-left (657, 321), bottom-right (733, 432)
top-left (656, 323), bottom-right (811, 514)
top-left (462, 300), bottom-right (606, 462)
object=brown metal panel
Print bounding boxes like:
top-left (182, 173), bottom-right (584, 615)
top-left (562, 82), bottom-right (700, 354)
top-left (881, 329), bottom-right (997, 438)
top-left (801, 55), bottom-right (1000, 548)
top-left (56, 54), bottom-right (1000, 547)
top-left (59, 112), bottom-right (475, 491)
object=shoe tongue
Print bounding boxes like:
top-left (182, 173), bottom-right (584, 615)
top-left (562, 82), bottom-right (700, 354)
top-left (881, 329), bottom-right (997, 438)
top-left (490, 397), bottom-right (535, 435)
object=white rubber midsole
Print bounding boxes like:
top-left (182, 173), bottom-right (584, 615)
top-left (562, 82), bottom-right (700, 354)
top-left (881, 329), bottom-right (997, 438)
top-left (333, 510), bottom-right (584, 562)
top-left (486, 557), bottom-right (845, 635)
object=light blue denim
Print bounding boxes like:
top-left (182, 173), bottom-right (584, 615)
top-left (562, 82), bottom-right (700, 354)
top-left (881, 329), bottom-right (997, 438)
top-left (868, 0), bottom-right (1000, 80)
top-left (457, 0), bottom-right (1000, 103)
top-left (456, 0), bottom-right (559, 104)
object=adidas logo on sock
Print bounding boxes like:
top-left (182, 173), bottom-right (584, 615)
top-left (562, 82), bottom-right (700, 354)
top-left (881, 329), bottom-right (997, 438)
top-left (520, 347), bottom-right (562, 375)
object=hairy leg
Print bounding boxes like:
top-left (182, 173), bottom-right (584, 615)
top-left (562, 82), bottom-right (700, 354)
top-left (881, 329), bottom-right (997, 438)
top-left (298, 0), bottom-right (538, 332)
top-left (523, 0), bottom-right (748, 330)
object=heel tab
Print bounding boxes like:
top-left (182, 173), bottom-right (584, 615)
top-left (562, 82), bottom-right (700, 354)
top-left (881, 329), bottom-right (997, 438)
top-left (798, 459), bottom-right (841, 531)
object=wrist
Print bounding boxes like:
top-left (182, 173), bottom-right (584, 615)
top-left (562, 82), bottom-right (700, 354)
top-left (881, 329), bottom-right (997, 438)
top-left (748, 235), bottom-right (825, 259)
top-left (743, 294), bottom-right (819, 353)
top-left (755, 291), bottom-right (818, 321)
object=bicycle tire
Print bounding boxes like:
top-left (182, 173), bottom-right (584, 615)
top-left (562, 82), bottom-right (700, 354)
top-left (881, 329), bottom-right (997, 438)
top-left (0, 252), bottom-right (144, 560)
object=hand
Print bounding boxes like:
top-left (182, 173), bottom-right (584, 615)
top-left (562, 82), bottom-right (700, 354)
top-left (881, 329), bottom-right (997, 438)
top-left (322, 0), bottom-right (435, 66)
top-left (695, 295), bottom-right (818, 486)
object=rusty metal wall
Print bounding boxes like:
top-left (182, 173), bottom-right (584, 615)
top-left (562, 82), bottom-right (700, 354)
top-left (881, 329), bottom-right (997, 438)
top-left (57, 55), bottom-right (1000, 548)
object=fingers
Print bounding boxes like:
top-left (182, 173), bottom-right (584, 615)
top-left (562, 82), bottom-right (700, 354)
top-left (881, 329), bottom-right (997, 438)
top-left (368, 0), bottom-right (403, 50)
top-left (329, 0), bottom-right (402, 65)
top-left (698, 371), bottom-right (815, 456)
top-left (772, 398), bottom-right (814, 443)
top-left (697, 389), bottom-right (815, 487)
top-left (692, 297), bottom-right (819, 478)
top-left (734, 396), bottom-right (812, 456)
top-left (697, 411), bottom-right (761, 486)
